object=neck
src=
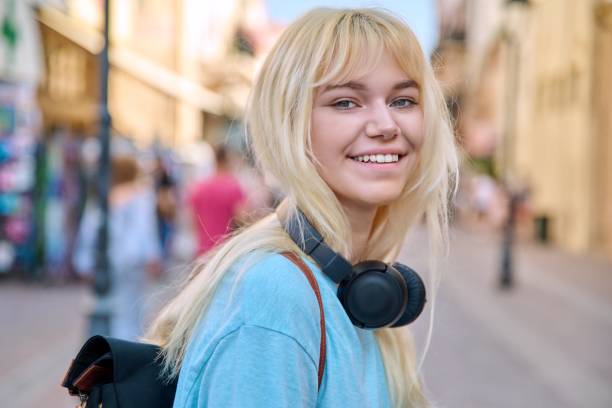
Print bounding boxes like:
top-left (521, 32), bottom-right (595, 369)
top-left (341, 202), bottom-right (377, 263)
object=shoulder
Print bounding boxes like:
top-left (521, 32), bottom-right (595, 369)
top-left (183, 251), bottom-right (323, 371)
top-left (231, 251), bottom-right (321, 350)
top-left (125, 188), bottom-right (156, 216)
top-left (237, 252), bottom-right (319, 316)
top-left (188, 180), bottom-right (203, 196)
top-left (219, 174), bottom-right (244, 191)
top-left (136, 187), bottom-right (157, 206)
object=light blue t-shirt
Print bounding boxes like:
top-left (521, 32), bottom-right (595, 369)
top-left (173, 252), bottom-right (392, 407)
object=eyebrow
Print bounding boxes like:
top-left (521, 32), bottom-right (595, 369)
top-left (392, 80), bottom-right (419, 90)
top-left (322, 79), bottom-right (419, 92)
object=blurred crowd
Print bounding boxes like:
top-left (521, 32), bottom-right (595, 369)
top-left (4, 124), bottom-right (277, 286)
top-left (10, 128), bottom-right (279, 339)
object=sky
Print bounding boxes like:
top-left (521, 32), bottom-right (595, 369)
top-left (264, 0), bottom-right (439, 56)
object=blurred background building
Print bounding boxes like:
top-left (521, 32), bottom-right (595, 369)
top-left (37, 0), bottom-right (283, 148)
top-left (437, 0), bottom-right (612, 260)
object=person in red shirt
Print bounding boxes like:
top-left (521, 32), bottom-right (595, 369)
top-left (188, 145), bottom-right (246, 255)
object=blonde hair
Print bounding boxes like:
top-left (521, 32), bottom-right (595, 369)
top-left (147, 8), bottom-right (458, 407)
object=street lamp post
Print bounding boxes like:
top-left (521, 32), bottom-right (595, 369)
top-left (500, 191), bottom-right (518, 288)
top-left (499, 0), bottom-right (529, 290)
top-left (89, 0), bottom-right (113, 336)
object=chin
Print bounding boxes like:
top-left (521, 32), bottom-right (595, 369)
top-left (353, 189), bottom-right (405, 208)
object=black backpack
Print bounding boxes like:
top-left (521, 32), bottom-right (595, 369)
top-left (61, 252), bottom-right (326, 408)
top-left (61, 335), bottom-right (177, 408)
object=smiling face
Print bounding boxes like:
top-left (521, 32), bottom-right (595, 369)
top-left (310, 50), bottom-right (424, 215)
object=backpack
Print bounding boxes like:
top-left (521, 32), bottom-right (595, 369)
top-left (61, 335), bottom-right (176, 408)
top-left (61, 252), bottom-right (326, 407)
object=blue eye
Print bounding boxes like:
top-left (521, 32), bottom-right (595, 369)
top-left (390, 98), bottom-right (416, 108)
top-left (334, 100), bottom-right (357, 109)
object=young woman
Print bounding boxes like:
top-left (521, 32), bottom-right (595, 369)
top-left (147, 8), bottom-right (458, 407)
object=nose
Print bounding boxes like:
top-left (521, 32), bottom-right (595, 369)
top-left (365, 104), bottom-right (400, 140)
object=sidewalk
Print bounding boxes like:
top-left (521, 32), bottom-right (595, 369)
top-left (0, 282), bottom-right (88, 408)
top-left (0, 273), bottom-right (184, 408)
top-left (403, 225), bottom-right (612, 408)
top-left (1, 225), bottom-right (611, 408)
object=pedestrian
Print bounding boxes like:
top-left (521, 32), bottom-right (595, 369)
top-left (153, 154), bottom-right (178, 261)
top-left (147, 8), bottom-right (458, 408)
top-left (187, 144), bottom-right (247, 255)
top-left (73, 154), bottom-right (162, 340)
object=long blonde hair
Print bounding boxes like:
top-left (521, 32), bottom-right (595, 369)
top-left (147, 8), bottom-right (458, 407)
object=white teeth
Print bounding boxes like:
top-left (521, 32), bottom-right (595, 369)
top-left (352, 154), bottom-right (401, 163)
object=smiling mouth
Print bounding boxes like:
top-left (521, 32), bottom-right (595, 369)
top-left (349, 153), bottom-right (404, 163)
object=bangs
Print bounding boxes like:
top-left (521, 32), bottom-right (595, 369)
top-left (313, 10), bottom-right (425, 89)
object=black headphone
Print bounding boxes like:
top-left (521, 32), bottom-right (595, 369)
top-left (284, 210), bottom-right (426, 329)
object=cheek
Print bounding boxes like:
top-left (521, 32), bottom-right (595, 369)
top-left (402, 111), bottom-right (425, 150)
top-left (310, 114), bottom-right (326, 155)
top-left (310, 110), bottom-right (348, 163)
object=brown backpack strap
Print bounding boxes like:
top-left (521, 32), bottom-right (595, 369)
top-left (281, 251), bottom-right (326, 390)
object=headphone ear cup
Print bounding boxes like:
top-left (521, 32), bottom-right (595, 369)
top-left (390, 263), bottom-right (426, 327)
top-left (338, 261), bottom-right (408, 329)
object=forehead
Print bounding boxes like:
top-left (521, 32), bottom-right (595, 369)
top-left (320, 53), bottom-right (419, 95)
top-left (315, 45), bottom-right (422, 91)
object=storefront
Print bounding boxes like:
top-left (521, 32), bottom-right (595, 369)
top-left (0, 1), bottom-right (46, 276)
top-left (0, 83), bottom-right (39, 276)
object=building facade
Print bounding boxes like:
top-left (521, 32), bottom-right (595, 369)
top-left (37, 0), bottom-right (275, 149)
top-left (440, 0), bottom-right (612, 258)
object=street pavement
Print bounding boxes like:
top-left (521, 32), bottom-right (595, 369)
top-left (1, 225), bottom-right (611, 407)
top-left (404, 225), bottom-right (612, 408)
top-left (0, 282), bottom-right (88, 408)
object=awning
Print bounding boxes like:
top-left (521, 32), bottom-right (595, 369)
top-left (37, 6), bottom-right (103, 54)
top-left (37, 6), bottom-right (224, 115)
top-left (110, 47), bottom-right (224, 115)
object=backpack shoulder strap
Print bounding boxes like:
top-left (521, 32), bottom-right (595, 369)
top-left (281, 251), bottom-right (326, 390)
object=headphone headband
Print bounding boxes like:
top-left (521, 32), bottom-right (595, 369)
top-left (284, 210), bottom-right (353, 283)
